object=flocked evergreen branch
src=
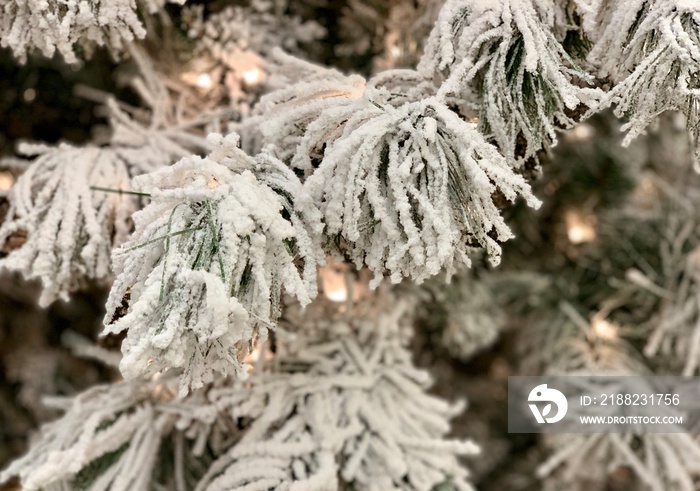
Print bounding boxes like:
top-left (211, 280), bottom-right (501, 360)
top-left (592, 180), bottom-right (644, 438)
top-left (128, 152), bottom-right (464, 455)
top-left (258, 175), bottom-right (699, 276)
top-left (539, 433), bottom-right (700, 491)
top-left (0, 0), bottom-right (186, 64)
top-left (421, 269), bottom-right (507, 361)
top-left (602, 174), bottom-right (700, 377)
top-left (0, 371), bottom-right (224, 491)
top-left (0, 143), bottom-right (150, 307)
top-left (523, 283), bottom-right (700, 490)
top-left (421, 0), bottom-right (601, 165)
top-left (0, 46), bottom-right (229, 306)
top-left (536, 313), bottom-right (700, 491)
top-left (1, 289), bottom-right (478, 491)
top-left (642, 244), bottom-right (700, 376)
top-left (188, 2), bottom-right (325, 61)
top-left (252, 58), bottom-right (540, 285)
top-left (590, 0), bottom-right (700, 169)
top-left (246, 54), bottom-right (435, 167)
top-left (0, 97), bottom-right (209, 307)
top-left (304, 96), bottom-right (541, 286)
top-left (0, 377), bottom-right (175, 491)
top-left (245, 53), bottom-right (368, 170)
top-left (366, 68), bottom-right (440, 108)
top-left (179, 2), bottom-right (325, 107)
top-left (103, 134), bottom-right (324, 395)
top-left (198, 291), bottom-right (479, 491)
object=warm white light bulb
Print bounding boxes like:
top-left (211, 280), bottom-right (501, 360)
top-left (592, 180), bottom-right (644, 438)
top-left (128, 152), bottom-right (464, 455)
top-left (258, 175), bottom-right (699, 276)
top-left (242, 68), bottom-right (263, 86)
top-left (567, 123), bottom-right (594, 141)
top-left (197, 73), bottom-right (213, 89)
top-left (319, 264), bottom-right (350, 302)
top-left (325, 287), bottom-right (348, 303)
top-left (565, 210), bottom-right (596, 244)
top-left (245, 345), bottom-right (262, 363)
top-left (592, 319), bottom-right (618, 341)
top-left (0, 171), bottom-right (14, 191)
top-left (23, 88), bottom-right (36, 103)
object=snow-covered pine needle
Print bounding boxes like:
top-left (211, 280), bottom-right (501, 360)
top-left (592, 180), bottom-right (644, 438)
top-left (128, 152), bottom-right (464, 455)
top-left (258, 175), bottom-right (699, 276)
top-left (304, 96), bottom-right (541, 287)
top-left (590, 0), bottom-right (700, 169)
top-left (245, 56), bottom-right (367, 172)
top-left (0, 0), bottom-right (143, 63)
top-left (568, 0), bottom-right (604, 44)
top-left (539, 433), bottom-right (700, 491)
top-left (189, 3), bottom-right (325, 61)
top-left (254, 64), bottom-right (540, 285)
top-left (0, 372), bottom-right (221, 491)
top-left (366, 69), bottom-right (440, 108)
top-left (421, 0), bottom-right (601, 165)
top-left (613, 181), bottom-right (700, 377)
top-left (4, 291), bottom-right (477, 491)
top-left (423, 270), bottom-right (508, 361)
top-left (0, 143), bottom-right (141, 307)
top-left (198, 293), bottom-right (479, 491)
top-left (103, 134), bottom-right (324, 396)
top-left (0, 0), bottom-right (192, 63)
top-left (0, 379), bottom-right (170, 491)
top-left (0, 45), bottom-right (231, 306)
top-left (0, 109), bottom-right (205, 307)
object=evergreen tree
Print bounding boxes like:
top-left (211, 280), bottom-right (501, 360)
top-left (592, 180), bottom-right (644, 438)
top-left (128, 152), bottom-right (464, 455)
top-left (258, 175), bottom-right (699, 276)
top-left (1, 0), bottom-right (700, 489)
